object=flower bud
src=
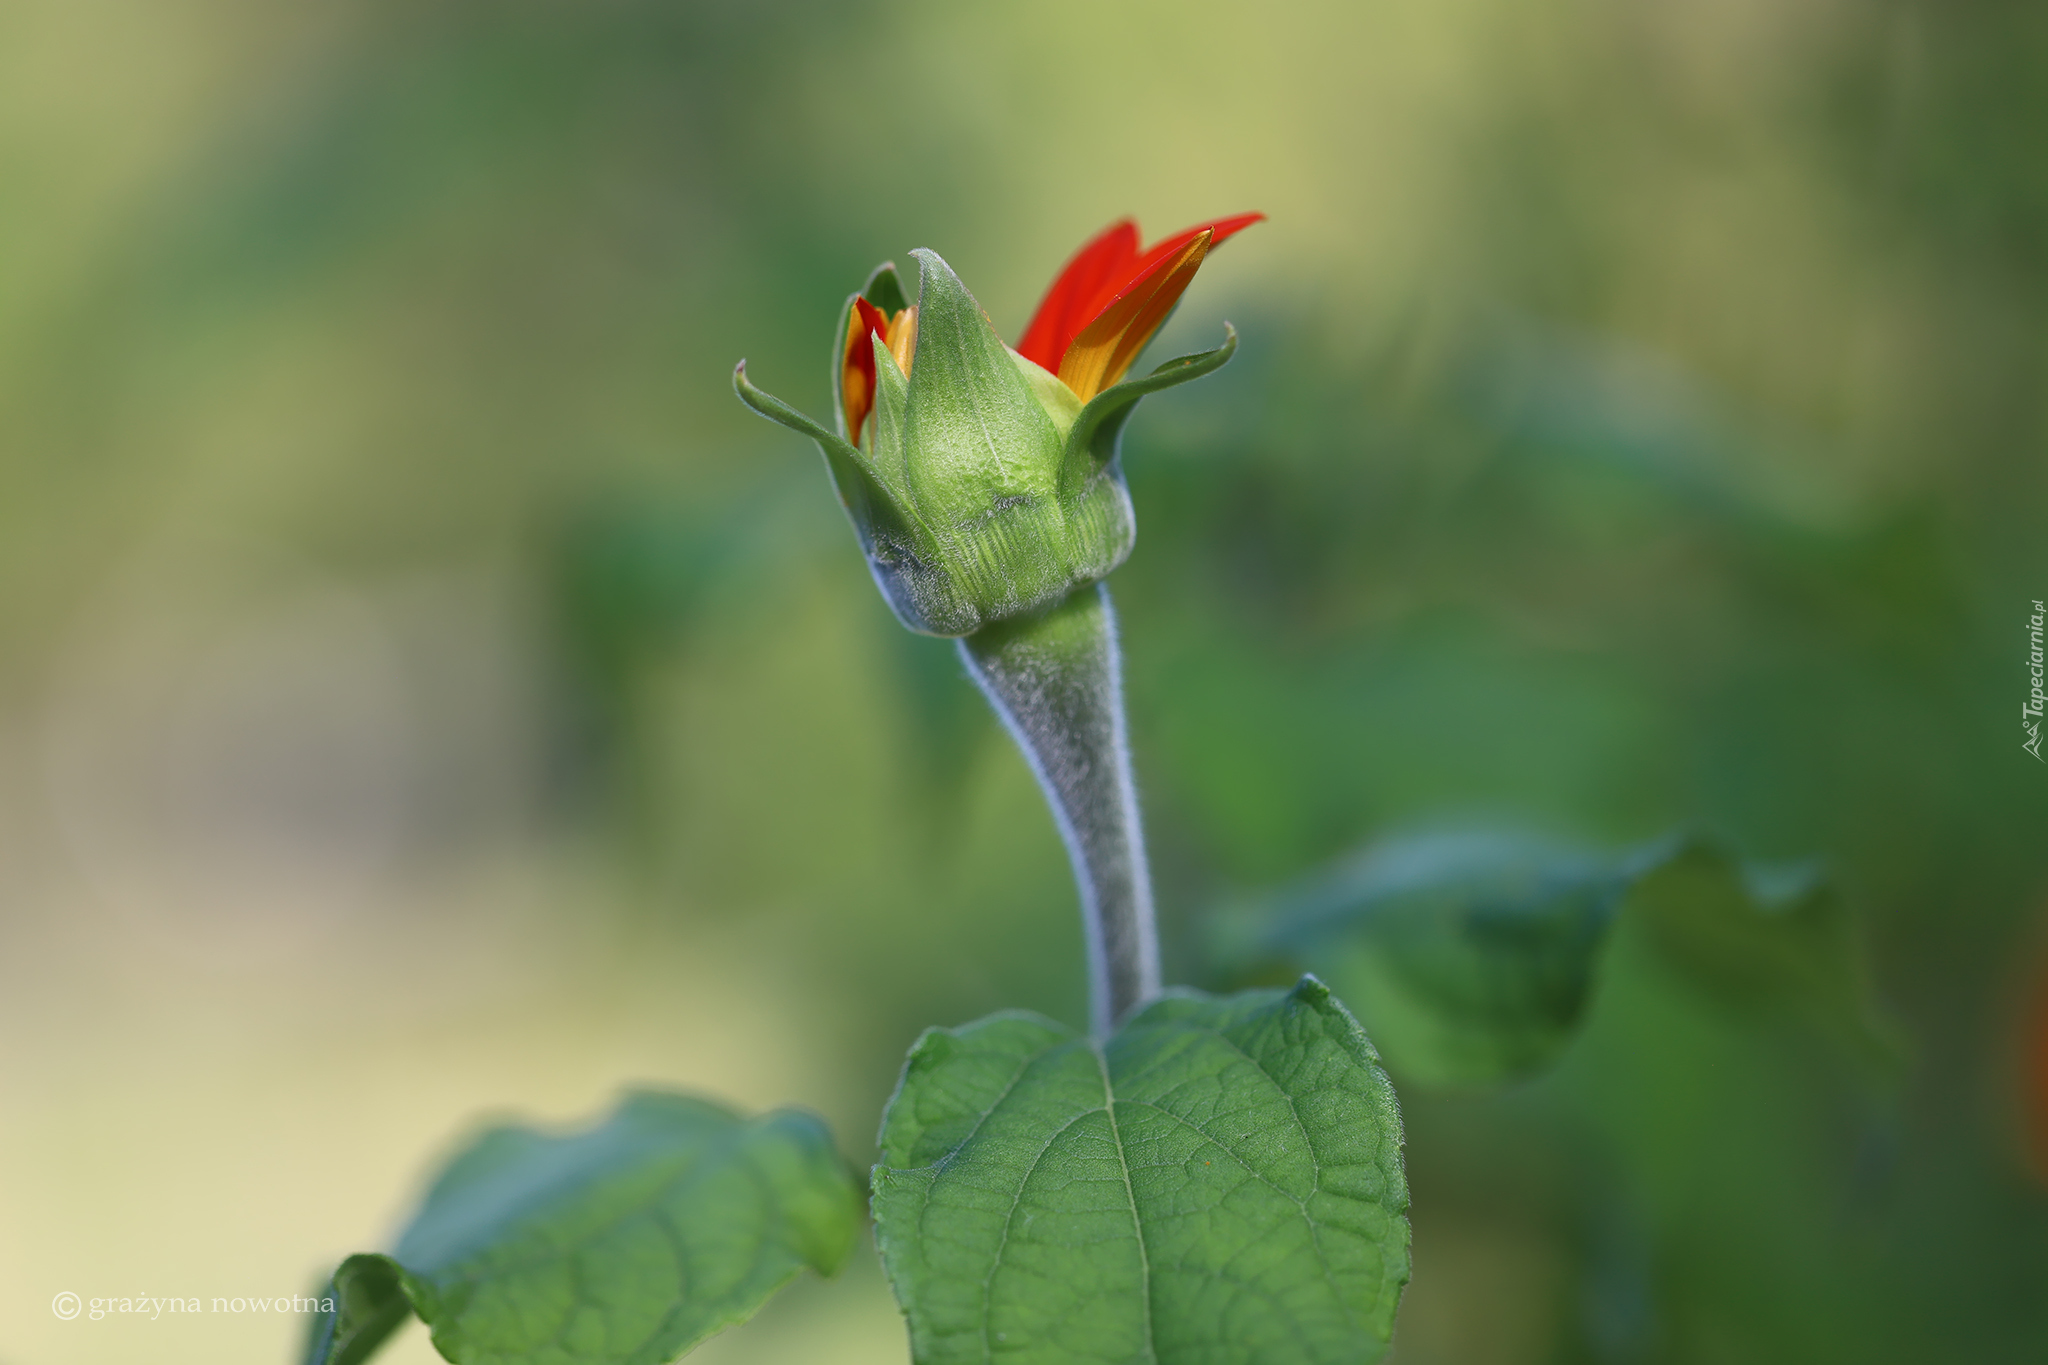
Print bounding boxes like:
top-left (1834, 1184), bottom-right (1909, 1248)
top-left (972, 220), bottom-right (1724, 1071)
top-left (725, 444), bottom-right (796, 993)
top-left (736, 218), bottom-right (1255, 635)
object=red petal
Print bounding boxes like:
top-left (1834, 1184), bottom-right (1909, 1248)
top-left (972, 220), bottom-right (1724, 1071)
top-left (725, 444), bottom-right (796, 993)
top-left (1056, 230), bottom-right (1214, 403)
top-left (1017, 213), bottom-right (1265, 382)
top-left (1016, 219), bottom-right (1140, 372)
top-left (842, 297), bottom-right (891, 445)
top-left (1123, 212), bottom-right (1264, 287)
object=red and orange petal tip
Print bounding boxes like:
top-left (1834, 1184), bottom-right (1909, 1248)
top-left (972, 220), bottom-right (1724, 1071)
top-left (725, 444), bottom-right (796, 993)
top-left (1016, 212), bottom-right (1264, 398)
top-left (841, 297), bottom-right (892, 447)
top-left (841, 298), bottom-right (919, 448)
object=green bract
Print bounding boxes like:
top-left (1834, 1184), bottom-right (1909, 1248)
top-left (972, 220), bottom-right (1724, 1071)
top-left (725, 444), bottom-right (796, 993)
top-left (735, 249), bottom-right (1236, 636)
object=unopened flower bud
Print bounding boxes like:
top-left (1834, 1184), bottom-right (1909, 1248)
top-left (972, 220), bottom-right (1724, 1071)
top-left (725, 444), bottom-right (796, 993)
top-left (736, 215), bottom-right (1258, 635)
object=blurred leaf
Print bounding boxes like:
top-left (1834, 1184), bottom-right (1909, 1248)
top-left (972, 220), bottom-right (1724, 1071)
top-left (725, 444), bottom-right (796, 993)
top-left (1629, 843), bottom-right (1898, 1068)
top-left (1214, 829), bottom-right (1638, 1086)
top-left (303, 1258), bottom-right (409, 1365)
top-left (1219, 829), bottom-right (1894, 1087)
top-left (303, 1091), bottom-right (860, 1365)
top-left (871, 977), bottom-right (1410, 1365)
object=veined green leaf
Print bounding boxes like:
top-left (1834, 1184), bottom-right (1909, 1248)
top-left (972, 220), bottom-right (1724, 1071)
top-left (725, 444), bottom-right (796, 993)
top-left (1221, 829), bottom-right (1894, 1087)
top-left (304, 1091), bottom-right (860, 1365)
top-left (873, 978), bottom-right (1410, 1365)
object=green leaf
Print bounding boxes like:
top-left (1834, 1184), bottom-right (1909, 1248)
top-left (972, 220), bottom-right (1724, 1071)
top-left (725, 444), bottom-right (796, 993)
top-left (304, 1091), bottom-right (861, 1365)
top-left (1626, 842), bottom-right (1897, 1067)
top-left (1219, 829), bottom-right (1634, 1087)
top-left (872, 978), bottom-right (1411, 1365)
top-left (303, 1256), bottom-right (410, 1365)
top-left (1221, 829), bottom-right (1895, 1087)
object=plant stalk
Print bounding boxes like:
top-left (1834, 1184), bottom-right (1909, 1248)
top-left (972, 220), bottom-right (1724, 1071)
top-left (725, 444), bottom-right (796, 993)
top-left (959, 583), bottom-right (1159, 1036)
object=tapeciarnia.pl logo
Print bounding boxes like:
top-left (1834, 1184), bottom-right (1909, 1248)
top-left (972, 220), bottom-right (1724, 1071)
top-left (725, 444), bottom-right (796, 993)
top-left (2026, 599), bottom-right (2045, 762)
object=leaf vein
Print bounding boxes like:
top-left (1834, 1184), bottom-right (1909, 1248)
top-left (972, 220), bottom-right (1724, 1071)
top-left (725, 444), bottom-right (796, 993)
top-left (1094, 1043), bottom-right (1158, 1365)
top-left (1123, 1012), bottom-right (1373, 1341)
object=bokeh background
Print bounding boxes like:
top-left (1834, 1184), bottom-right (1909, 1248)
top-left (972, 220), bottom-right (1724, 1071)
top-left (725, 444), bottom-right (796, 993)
top-left (4, 0), bottom-right (2047, 1361)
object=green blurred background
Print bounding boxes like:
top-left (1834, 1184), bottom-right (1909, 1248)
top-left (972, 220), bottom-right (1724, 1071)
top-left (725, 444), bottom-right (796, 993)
top-left (3, 0), bottom-right (2046, 1361)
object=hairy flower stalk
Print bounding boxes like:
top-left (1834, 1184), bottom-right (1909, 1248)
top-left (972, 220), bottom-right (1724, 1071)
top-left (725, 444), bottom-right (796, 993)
top-left (736, 213), bottom-right (1260, 1033)
top-left (959, 585), bottom-right (1155, 1033)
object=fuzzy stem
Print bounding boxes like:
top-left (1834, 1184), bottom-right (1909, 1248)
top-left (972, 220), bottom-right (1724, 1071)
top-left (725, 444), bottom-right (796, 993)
top-left (959, 583), bottom-right (1158, 1036)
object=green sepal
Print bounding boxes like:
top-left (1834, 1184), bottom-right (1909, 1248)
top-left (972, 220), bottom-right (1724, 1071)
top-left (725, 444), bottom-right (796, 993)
top-left (829, 289), bottom-right (858, 444)
top-left (733, 360), bottom-right (923, 562)
top-left (1008, 349), bottom-right (1085, 441)
top-left (736, 352), bottom-right (971, 636)
top-left (862, 259), bottom-right (910, 315)
top-left (734, 356), bottom-right (859, 476)
top-left (902, 248), bottom-right (1066, 521)
top-left (866, 328), bottom-right (914, 506)
top-left (1060, 323), bottom-right (1238, 501)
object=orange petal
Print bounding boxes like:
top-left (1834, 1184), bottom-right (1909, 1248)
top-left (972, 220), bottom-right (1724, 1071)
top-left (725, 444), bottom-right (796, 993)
top-left (1056, 229), bottom-right (1213, 403)
top-left (885, 305), bottom-right (918, 377)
